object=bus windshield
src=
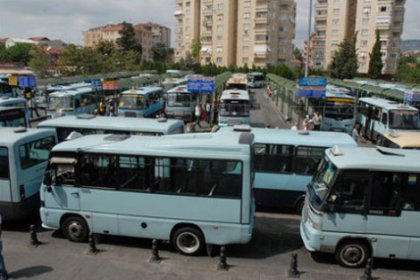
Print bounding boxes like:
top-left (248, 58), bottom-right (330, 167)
top-left (324, 101), bottom-right (354, 120)
top-left (309, 159), bottom-right (337, 207)
top-left (220, 100), bottom-right (250, 116)
top-left (226, 83), bottom-right (247, 90)
top-left (389, 110), bottom-right (420, 130)
top-left (119, 95), bottom-right (145, 109)
top-left (167, 93), bottom-right (191, 107)
top-left (48, 96), bottom-right (74, 111)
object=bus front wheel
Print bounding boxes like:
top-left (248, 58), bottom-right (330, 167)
top-left (172, 227), bottom-right (204, 256)
top-left (62, 216), bottom-right (89, 242)
top-left (335, 241), bottom-right (369, 268)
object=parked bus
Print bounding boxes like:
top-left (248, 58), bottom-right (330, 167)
top-left (226, 74), bottom-right (248, 91)
top-left (356, 97), bottom-right (420, 148)
top-left (219, 127), bottom-right (357, 212)
top-left (218, 90), bottom-right (251, 126)
top-left (0, 97), bottom-right (30, 126)
top-left (40, 131), bottom-right (255, 255)
top-left (0, 127), bottom-right (56, 220)
top-left (165, 85), bottom-right (195, 122)
top-left (320, 86), bottom-right (355, 134)
top-left (162, 78), bottom-right (187, 92)
top-left (47, 86), bottom-right (98, 118)
top-left (301, 146), bottom-right (420, 267)
top-left (118, 87), bottom-right (164, 118)
top-left (247, 72), bottom-right (265, 88)
top-left (0, 107), bottom-right (28, 128)
top-left (38, 114), bottom-right (185, 142)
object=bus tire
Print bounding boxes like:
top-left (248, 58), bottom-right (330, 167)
top-left (172, 227), bottom-right (204, 256)
top-left (62, 216), bottom-right (89, 242)
top-left (335, 240), bottom-right (369, 268)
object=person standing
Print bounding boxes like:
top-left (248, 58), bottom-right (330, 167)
top-left (312, 111), bottom-right (322, 131)
top-left (98, 98), bottom-right (106, 116)
top-left (194, 103), bottom-right (202, 128)
top-left (352, 122), bottom-right (365, 143)
top-left (0, 213), bottom-right (8, 280)
top-left (205, 101), bottom-right (211, 124)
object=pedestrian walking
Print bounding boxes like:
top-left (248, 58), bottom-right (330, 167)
top-left (352, 122), bottom-right (366, 143)
top-left (0, 213), bottom-right (8, 280)
top-left (194, 103), bottom-right (202, 128)
top-left (98, 98), bottom-right (106, 116)
top-left (205, 101), bottom-right (211, 124)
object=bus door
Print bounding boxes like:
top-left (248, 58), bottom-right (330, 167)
top-left (147, 91), bottom-right (163, 116)
top-left (44, 156), bottom-right (80, 212)
top-left (322, 170), bottom-right (369, 234)
top-left (364, 171), bottom-right (412, 259)
top-left (0, 147), bottom-right (12, 202)
top-left (17, 136), bottom-right (56, 200)
top-left (78, 154), bottom-right (119, 235)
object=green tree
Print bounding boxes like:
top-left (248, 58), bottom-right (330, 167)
top-left (58, 44), bottom-right (83, 75)
top-left (28, 46), bottom-right (51, 78)
top-left (96, 40), bottom-right (116, 56)
top-left (328, 35), bottom-right (358, 79)
top-left (368, 30), bottom-right (383, 79)
top-left (151, 43), bottom-right (170, 62)
top-left (117, 22), bottom-right (142, 55)
top-left (2, 44), bottom-right (33, 64)
top-left (396, 56), bottom-right (420, 84)
top-left (190, 39), bottom-right (201, 63)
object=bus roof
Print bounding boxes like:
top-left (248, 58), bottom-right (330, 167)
top-left (167, 85), bottom-right (191, 94)
top-left (38, 115), bottom-right (184, 134)
top-left (51, 131), bottom-right (253, 159)
top-left (48, 86), bottom-right (94, 97)
top-left (0, 127), bottom-right (55, 147)
top-left (0, 97), bottom-right (27, 106)
top-left (48, 82), bottom-right (91, 92)
top-left (359, 97), bottom-right (418, 112)
top-left (121, 86), bottom-right (162, 95)
top-left (219, 127), bottom-right (357, 147)
top-left (383, 130), bottom-right (420, 149)
top-left (327, 146), bottom-right (420, 173)
top-left (227, 77), bottom-right (247, 85)
top-left (221, 90), bottom-right (250, 101)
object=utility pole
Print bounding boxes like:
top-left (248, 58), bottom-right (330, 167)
top-left (304, 0), bottom-right (313, 78)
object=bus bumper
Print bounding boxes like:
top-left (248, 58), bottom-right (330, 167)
top-left (0, 194), bottom-right (40, 221)
top-left (300, 219), bottom-right (322, 252)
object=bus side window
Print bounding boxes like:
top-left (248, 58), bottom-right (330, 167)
top-left (328, 170), bottom-right (369, 211)
top-left (381, 113), bottom-right (388, 126)
top-left (254, 144), bottom-right (293, 173)
top-left (294, 146), bottom-right (325, 175)
top-left (75, 97), bottom-right (81, 108)
top-left (0, 147), bottom-right (10, 179)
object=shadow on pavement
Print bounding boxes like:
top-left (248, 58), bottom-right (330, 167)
top-left (10, 265), bottom-right (53, 278)
top-left (228, 216), bottom-right (303, 259)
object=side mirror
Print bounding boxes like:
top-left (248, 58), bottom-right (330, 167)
top-left (44, 173), bottom-right (52, 187)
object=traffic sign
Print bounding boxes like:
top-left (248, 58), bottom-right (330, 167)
top-left (298, 77), bottom-right (327, 87)
top-left (187, 77), bottom-right (215, 93)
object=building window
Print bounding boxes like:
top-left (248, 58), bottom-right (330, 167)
top-left (361, 29), bottom-right (369, 36)
top-left (333, 8), bottom-right (340, 15)
top-left (243, 23), bottom-right (250, 31)
top-left (242, 46), bottom-right (249, 53)
top-left (242, 57), bottom-right (249, 64)
top-left (217, 24), bottom-right (223, 31)
top-left (244, 1), bottom-right (251, 8)
top-left (331, 29), bottom-right (339, 37)
top-left (216, 57), bottom-right (222, 63)
top-left (217, 35), bottom-right (223, 41)
top-left (379, 6), bottom-right (388, 13)
top-left (332, 19), bottom-right (340, 25)
top-left (362, 18), bottom-right (369, 25)
top-left (217, 3), bottom-right (223, 10)
top-left (244, 12), bottom-right (251, 19)
top-left (360, 40), bottom-right (368, 47)
top-left (243, 34), bottom-right (250, 41)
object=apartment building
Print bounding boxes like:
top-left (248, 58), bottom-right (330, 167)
top-left (83, 22), bottom-right (171, 61)
top-left (175, 0), bottom-right (296, 67)
top-left (175, 0), bottom-right (201, 62)
top-left (135, 22), bottom-right (171, 47)
top-left (355, 0), bottom-right (405, 75)
top-left (313, 0), bottom-right (405, 75)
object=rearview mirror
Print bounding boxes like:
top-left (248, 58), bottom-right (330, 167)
top-left (44, 173), bottom-right (52, 187)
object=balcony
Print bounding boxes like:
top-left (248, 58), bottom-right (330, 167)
top-left (255, 5), bottom-right (268, 12)
top-left (255, 17), bottom-right (268, 24)
top-left (255, 28), bottom-right (268, 36)
top-left (201, 29), bottom-right (213, 37)
top-left (254, 45), bottom-right (271, 58)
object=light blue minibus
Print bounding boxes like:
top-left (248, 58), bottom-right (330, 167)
top-left (0, 97), bottom-right (30, 127)
top-left (321, 86), bottom-right (355, 134)
top-left (218, 90), bottom-right (251, 126)
top-left (118, 87), bottom-right (164, 118)
top-left (47, 85), bottom-right (98, 118)
top-left (302, 146), bottom-right (420, 267)
top-left (218, 127), bottom-right (357, 212)
top-left (40, 131), bottom-right (255, 255)
top-left (0, 127), bottom-right (56, 220)
top-left (38, 114), bottom-right (185, 142)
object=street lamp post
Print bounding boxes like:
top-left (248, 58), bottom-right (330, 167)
top-left (304, 0), bottom-right (313, 78)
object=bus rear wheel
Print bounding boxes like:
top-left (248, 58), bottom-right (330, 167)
top-left (62, 216), bottom-right (89, 242)
top-left (335, 241), bottom-right (369, 268)
top-left (172, 227), bottom-right (204, 256)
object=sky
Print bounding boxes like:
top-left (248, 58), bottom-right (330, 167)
top-left (0, 0), bottom-right (419, 48)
